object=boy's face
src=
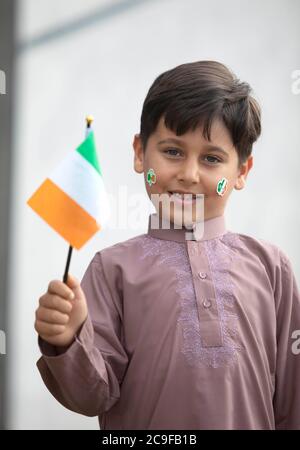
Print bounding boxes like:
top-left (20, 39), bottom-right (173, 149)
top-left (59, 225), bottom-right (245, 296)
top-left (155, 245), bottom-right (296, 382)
top-left (133, 116), bottom-right (253, 227)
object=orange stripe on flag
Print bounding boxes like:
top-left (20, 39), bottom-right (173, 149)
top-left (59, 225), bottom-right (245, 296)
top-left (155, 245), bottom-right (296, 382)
top-left (27, 178), bottom-right (100, 249)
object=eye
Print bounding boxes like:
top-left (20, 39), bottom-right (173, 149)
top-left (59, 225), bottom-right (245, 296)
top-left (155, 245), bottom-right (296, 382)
top-left (204, 155), bottom-right (222, 164)
top-left (163, 148), bottom-right (182, 157)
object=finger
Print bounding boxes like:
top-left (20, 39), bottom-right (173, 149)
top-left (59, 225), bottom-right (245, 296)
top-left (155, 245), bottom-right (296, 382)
top-left (39, 294), bottom-right (73, 314)
top-left (65, 274), bottom-right (80, 290)
top-left (65, 274), bottom-right (84, 300)
top-left (36, 307), bottom-right (70, 325)
top-left (48, 280), bottom-right (75, 300)
top-left (35, 320), bottom-right (65, 336)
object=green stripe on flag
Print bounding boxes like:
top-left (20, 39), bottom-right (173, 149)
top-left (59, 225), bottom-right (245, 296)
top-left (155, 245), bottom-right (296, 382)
top-left (76, 131), bottom-right (102, 176)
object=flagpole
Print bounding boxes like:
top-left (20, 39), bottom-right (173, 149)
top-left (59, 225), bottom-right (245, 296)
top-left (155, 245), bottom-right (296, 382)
top-left (62, 115), bottom-right (94, 283)
top-left (63, 245), bottom-right (73, 283)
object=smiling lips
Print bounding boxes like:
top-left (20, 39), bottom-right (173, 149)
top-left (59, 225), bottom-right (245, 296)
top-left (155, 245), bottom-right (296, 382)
top-left (168, 191), bottom-right (198, 196)
top-left (167, 191), bottom-right (199, 204)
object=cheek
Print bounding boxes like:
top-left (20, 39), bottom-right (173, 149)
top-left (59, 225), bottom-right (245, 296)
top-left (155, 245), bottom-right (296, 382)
top-left (145, 162), bottom-right (172, 189)
top-left (199, 172), bottom-right (222, 195)
top-left (200, 172), bottom-right (230, 197)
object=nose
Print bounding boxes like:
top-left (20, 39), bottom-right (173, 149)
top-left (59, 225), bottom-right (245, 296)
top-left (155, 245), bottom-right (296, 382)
top-left (176, 158), bottom-right (200, 185)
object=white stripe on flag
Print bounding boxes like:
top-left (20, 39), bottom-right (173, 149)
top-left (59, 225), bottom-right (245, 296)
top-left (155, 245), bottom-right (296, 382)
top-left (49, 150), bottom-right (110, 225)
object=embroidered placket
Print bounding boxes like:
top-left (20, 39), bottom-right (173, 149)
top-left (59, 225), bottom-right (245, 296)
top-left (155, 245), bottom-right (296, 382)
top-left (139, 232), bottom-right (242, 368)
top-left (187, 240), bottom-right (223, 347)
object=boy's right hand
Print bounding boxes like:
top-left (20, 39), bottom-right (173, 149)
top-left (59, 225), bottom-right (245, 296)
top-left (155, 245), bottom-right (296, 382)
top-left (35, 274), bottom-right (88, 347)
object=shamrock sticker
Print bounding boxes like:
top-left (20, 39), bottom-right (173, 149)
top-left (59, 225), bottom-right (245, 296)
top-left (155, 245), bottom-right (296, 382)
top-left (147, 168), bottom-right (156, 186)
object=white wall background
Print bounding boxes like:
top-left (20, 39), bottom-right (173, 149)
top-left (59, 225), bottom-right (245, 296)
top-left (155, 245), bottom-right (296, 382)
top-left (6, 0), bottom-right (300, 429)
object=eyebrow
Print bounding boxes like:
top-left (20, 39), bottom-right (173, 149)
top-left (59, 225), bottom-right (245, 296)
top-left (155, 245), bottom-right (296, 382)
top-left (157, 138), bottom-right (229, 156)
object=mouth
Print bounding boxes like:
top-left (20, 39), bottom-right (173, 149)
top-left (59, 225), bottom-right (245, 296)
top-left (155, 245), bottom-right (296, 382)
top-left (167, 191), bottom-right (198, 204)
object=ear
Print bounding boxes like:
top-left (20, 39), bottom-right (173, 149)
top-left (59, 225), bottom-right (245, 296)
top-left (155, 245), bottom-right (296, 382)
top-left (234, 156), bottom-right (253, 190)
top-left (133, 133), bottom-right (144, 174)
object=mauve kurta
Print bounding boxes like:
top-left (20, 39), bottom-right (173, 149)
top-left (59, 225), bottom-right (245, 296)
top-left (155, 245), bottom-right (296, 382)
top-left (37, 213), bottom-right (300, 429)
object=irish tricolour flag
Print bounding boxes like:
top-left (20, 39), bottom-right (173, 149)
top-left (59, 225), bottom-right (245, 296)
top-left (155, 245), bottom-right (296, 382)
top-left (27, 130), bottom-right (110, 249)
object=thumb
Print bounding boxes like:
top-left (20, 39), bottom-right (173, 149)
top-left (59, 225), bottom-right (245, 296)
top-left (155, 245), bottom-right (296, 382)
top-left (65, 274), bottom-right (85, 299)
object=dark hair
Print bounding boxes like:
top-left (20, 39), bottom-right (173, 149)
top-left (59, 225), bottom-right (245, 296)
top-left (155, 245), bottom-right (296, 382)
top-left (139, 60), bottom-right (261, 166)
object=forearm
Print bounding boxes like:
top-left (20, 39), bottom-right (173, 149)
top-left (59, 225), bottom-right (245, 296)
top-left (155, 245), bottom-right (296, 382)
top-left (37, 314), bottom-right (121, 416)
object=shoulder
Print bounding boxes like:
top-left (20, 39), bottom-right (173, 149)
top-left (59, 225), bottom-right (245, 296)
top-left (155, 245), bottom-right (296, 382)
top-left (89, 233), bottom-right (149, 268)
top-left (81, 234), bottom-right (150, 292)
top-left (227, 230), bottom-right (292, 276)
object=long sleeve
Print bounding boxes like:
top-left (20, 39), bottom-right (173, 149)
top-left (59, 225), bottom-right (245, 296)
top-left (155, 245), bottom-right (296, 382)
top-left (36, 252), bottom-right (129, 417)
top-left (273, 250), bottom-right (300, 429)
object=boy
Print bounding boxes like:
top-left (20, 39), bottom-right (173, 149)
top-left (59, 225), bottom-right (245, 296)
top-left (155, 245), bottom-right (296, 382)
top-left (35, 61), bottom-right (300, 430)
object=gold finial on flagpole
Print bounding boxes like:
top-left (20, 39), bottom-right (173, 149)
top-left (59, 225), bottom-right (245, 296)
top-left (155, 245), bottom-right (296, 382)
top-left (86, 115), bottom-right (94, 127)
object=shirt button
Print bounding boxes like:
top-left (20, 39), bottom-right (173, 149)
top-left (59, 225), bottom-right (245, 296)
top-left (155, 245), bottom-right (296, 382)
top-left (199, 272), bottom-right (207, 279)
top-left (203, 299), bottom-right (212, 308)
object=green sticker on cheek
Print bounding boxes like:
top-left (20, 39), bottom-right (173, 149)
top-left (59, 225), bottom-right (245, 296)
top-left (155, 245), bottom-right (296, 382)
top-left (216, 177), bottom-right (228, 196)
top-left (147, 168), bottom-right (156, 186)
